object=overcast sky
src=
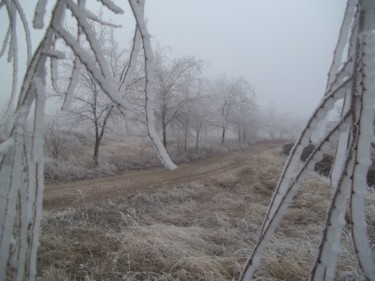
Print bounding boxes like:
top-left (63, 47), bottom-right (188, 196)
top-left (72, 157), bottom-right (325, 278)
top-left (144, 0), bottom-right (347, 117)
top-left (0, 1), bottom-right (347, 118)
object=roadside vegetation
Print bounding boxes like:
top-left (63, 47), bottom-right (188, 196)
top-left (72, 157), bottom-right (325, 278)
top-left (38, 146), bottom-right (375, 280)
top-left (43, 133), bottom-right (253, 184)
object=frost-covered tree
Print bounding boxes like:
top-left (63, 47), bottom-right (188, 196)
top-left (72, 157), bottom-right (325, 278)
top-left (45, 114), bottom-right (73, 162)
top-left (154, 55), bottom-right (204, 148)
top-left (171, 79), bottom-right (210, 152)
top-left (0, 1), bottom-right (176, 280)
top-left (211, 76), bottom-right (256, 144)
top-left (54, 13), bottom-right (144, 166)
top-left (239, 0), bottom-right (375, 280)
top-left (261, 102), bottom-right (281, 140)
top-left (187, 94), bottom-right (212, 152)
top-left (260, 104), bottom-right (304, 141)
top-left (69, 76), bottom-right (117, 165)
top-left (227, 83), bottom-right (257, 143)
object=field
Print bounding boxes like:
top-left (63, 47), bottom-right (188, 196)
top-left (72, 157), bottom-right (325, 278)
top-left (38, 143), bottom-right (375, 280)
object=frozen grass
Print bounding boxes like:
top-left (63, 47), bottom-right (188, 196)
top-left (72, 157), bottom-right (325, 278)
top-left (44, 136), bottom-right (160, 183)
top-left (44, 135), bottom-right (250, 183)
top-left (38, 147), bottom-right (374, 280)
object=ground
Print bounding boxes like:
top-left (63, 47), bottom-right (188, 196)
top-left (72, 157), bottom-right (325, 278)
top-left (38, 143), bottom-right (375, 281)
top-left (43, 144), bottom-right (258, 210)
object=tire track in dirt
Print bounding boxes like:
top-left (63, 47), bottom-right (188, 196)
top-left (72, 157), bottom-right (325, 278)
top-left (43, 145), bottom-right (261, 210)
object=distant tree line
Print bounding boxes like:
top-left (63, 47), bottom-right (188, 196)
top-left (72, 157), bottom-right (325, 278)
top-left (42, 22), bottom-right (303, 166)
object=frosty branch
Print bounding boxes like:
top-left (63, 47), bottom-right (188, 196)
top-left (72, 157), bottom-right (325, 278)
top-left (239, 1), bottom-right (375, 280)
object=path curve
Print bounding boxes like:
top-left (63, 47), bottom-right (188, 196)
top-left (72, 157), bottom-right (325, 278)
top-left (43, 145), bottom-right (262, 210)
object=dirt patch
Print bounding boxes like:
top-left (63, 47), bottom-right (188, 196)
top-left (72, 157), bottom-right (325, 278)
top-left (43, 145), bottom-right (258, 210)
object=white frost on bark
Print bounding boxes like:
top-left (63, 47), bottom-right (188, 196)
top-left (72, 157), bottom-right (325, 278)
top-left (98, 0), bottom-right (124, 14)
top-left (239, 114), bottom-right (352, 281)
top-left (348, 2), bottom-right (375, 278)
top-left (119, 28), bottom-right (141, 92)
top-left (33, 0), bottom-right (48, 29)
top-left (1, 1), bottom-right (176, 278)
top-left (325, 0), bottom-right (357, 89)
top-left (240, 0), bottom-right (375, 280)
top-left (128, 0), bottom-right (177, 170)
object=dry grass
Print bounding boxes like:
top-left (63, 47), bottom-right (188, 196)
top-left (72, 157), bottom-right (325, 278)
top-left (38, 147), bottom-right (374, 280)
top-left (44, 136), bottom-right (161, 183)
top-left (44, 135), bottom-right (250, 183)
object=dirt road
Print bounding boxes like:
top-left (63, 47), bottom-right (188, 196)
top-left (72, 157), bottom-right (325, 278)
top-left (44, 145), bottom-right (263, 210)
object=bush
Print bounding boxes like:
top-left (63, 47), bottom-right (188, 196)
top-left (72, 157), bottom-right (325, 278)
top-left (367, 162), bottom-right (375, 188)
top-left (280, 143), bottom-right (316, 161)
top-left (314, 154), bottom-right (334, 177)
top-left (300, 144), bottom-right (316, 162)
top-left (44, 158), bottom-right (117, 183)
top-left (281, 143), bottom-right (294, 155)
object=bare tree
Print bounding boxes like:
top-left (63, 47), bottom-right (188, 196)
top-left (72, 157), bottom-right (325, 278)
top-left (55, 18), bottom-right (127, 166)
top-left (70, 77), bottom-right (116, 165)
top-left (169, 78), bottom-right (209, 152)
top-left (58, 14), bottom-right (147, 166)
top-left (189, 99), bottom-right (209, 152)
top-left (260, 104), bottom-right (304, 141)
top-left (227, 83), bottom-right (257, 143)
top-left (211, 76), bottom-right (256, 144)
top-left (45, 114), bottom-right (73, 162)
top-left (174, 109), bottom-right (191, 151)
top-left (154, 55), bottom-right (203, 148)
top-left (261, 102), bottom-right (280, 140)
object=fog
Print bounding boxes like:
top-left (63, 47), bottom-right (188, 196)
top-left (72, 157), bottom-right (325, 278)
top-left (0, 1), bottom-right (346, 118)
top-left (144, 0), bottom-right (347, 117)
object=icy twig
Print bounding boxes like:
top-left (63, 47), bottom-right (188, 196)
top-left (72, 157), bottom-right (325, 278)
top-left (325, 0), bottom-right (357, 89)
top-left (98, 0), bottom-right (124, 14)
top-left (0, 25), bottom-right (11, 58)
top-left (119, 27), bottom-right (141, 92)
top-left (33, 0), bottom-right (48, 29)
top-left (85, 8), bottom-right (122, 28)
top-left (12, 0), bottom-right (32, 63)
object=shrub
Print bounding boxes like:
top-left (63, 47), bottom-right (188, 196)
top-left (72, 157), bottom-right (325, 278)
top-left (367, 163), bottom-right (375, 188)
top-left (300, 144), bottom-right (316, 162)
top-left (314, 154), bottom-right (334, 177)
top-left (281, 143), bottom-right (294, 155)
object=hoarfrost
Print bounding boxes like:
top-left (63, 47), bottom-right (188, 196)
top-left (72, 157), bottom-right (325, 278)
top-left (240, 1), bottom-right (375, 280)
top-left (0, 1), bottom-right (177, 280)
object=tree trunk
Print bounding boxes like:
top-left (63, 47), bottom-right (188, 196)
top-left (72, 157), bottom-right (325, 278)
top-left (93, 139), bottom-right (100, 166)
top-left (195, 129), bottom-right (200, 153)
top-left (184, 128), bottom-right (187, 151)
top-left (242, 128), bottom-right (247, 143)
top-left (162, 106), bottom-right (167, 148)
top-left (161, 97), bottom-right (168, 148)
top-left (162, 123), bottom-right (167, 148)
top-left (93, 117), bottom-right (100, 166)
top-left (221, 126), bottom-right (226, 144)
top-left (92, 105), bottom-right (113, 166)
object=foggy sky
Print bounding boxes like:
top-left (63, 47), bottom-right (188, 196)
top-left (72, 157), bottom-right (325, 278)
top-left (0, 1), bottom-right (347, 118)
top-left (144, 0), bottom-right (347, 118)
